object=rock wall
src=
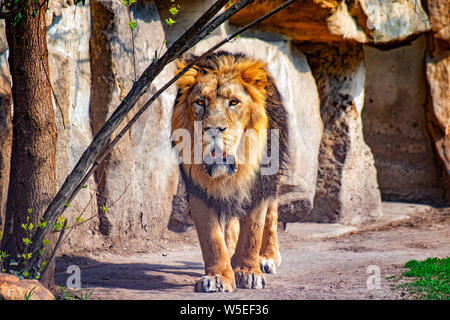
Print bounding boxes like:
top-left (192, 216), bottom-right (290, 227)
top-left (0, 0), bottom-right (448, 254)
top-left (88, 0), bottom-right (179, 251)
top-left (45, 1), bottom-right (103, 252)
top-left (229, 0), bottom-right (430, 44)
top-left (425, 0), bottom-right (450, 203)
top-left (299, 43), bottom-right (381, 224)
top-left (363, 36), bottom-right (445, 203)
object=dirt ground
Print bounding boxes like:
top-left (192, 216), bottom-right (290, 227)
top-left (54, 203), bottom-right (450, 300)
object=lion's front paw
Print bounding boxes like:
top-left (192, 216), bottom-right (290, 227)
top-left (234, 270), bottom-right (266, 289)
top-left (194, 274), bottom-right (236, 293)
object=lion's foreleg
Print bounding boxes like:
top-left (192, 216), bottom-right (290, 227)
top-left (259, 199), bottom-right (281, 274)
top-left (189, 196), bottom-right (236, 292)
top-left (224, 217), bottom-right (240, 257)
top-left (231, 201), bottom-right (268, 289)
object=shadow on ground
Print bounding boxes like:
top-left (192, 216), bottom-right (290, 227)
top-left (55, 255), bottom-right (203, 291)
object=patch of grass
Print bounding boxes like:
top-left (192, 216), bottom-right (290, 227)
top-left (399, 257), bottom-right (449, 300)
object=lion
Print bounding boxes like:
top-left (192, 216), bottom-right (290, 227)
top-left (171, 51), bottom-right (288, 292)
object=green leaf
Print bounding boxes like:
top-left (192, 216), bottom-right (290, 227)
top-left (102, 205), bottom-right (107, 213)
top-left (43, 238), bottom-right (50, 246)
top-left (21, 252), bottom-right (32, 260)
top-left (38, 220), bottom-right (47, 229)
top-left (165, 17), bottom-right (176, 27)
top-left (128, 20), bottom-right (136, 31)
top-left (22, 238), bottom-right (32, 246)
top-left (83, 184), bottom-right (88, 189)
top-left (75, 216), bottom-right (86, 224)
top-left (169, 6), bottom-right (179, 16)
top-left (27, 208), bottom-right (32, 214)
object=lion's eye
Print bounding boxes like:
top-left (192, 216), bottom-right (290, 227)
top-left (229, 99), bottom-right (240, 107)
top-left (195, 99), bottom-right (205, 107)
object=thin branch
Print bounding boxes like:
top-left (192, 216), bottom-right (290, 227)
top-left (106, 179), bottom-right (130, 209)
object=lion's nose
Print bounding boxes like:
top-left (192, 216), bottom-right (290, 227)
top-left (204, 126), bottom-right (226, 135)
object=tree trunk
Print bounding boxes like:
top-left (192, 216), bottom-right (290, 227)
top-left (0, 2), bottom-right (57, 289)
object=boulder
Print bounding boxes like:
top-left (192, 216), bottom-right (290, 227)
top-left (0, 273), bottom-right (54, 300)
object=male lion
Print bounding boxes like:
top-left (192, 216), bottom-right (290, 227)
top-left (171, 51), bottom-right (288, 292)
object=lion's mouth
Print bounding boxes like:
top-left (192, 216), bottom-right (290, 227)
top-left (203, 147), bottom-right (236, 177)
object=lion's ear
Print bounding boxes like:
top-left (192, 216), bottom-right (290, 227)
top-left (240, 61), bottom-right (268, 91)
top-left (175, 58), bottom-right (200, 89)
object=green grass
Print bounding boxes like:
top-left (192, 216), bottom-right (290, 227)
top-left (399, 257), bottom-right (449, 300)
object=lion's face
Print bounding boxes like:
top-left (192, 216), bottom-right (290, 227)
top-left (172, 52), bottom-right (270, 199)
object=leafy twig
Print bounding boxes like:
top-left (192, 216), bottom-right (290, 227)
top-left (40, 218), bottom-right (68, 281)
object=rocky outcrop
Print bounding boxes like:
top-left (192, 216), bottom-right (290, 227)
top-left (0, 273), bottom-right (55, 300)
top-left (229, 0), bottom-right (430, 44)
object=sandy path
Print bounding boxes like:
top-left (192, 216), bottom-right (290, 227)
top-left (55, 205), bottom-right (449, 300)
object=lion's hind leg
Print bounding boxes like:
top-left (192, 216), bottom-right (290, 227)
top-left (259, 199), bottom-right (281, 274)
